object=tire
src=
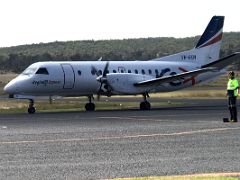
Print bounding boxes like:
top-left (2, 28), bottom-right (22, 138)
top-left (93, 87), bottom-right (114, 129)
top-left (85, 103), bottom-right (95, 111)
top-left (28, 107), bottom-right (36, 114)
top-left (140, 101), bottom-right (151, 110)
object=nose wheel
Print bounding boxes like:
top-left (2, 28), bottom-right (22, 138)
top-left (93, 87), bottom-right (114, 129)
top-left (140, 101), bottom-right (151, 110)
top-left (28, 99), bottom-right (36, 114)
top-left (85, 96), bottom-right (95, 111)
top-left (85, 103), bottom-right (95, 111)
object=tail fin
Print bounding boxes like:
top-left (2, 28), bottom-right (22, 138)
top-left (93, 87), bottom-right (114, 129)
top-left (192, 16), bottom-right (224, 65)
top-left (152, 16), bottom-right (225, 66)
top-left (195, 16), bottom-right (224, 49)
top-left (193, 16), bottom-right (224, 65)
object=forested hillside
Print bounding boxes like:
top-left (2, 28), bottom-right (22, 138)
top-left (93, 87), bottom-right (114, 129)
top-left (0, 32), bottom-right (240, 73)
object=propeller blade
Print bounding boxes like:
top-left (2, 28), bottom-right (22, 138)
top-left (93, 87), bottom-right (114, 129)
top-left (97, 82), bottom-right (103, 101)
top-left (102, 61), bottom-right (109, 77)
top-left (97, 94), bottom-right (101, 101)
top-left (91, 66), bottom-right (100, 76)
top-left (92, 61), bottom-right (111, 100)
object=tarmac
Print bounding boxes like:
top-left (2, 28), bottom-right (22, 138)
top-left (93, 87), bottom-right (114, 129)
top-left (0, 98), bottom-right (240, 179)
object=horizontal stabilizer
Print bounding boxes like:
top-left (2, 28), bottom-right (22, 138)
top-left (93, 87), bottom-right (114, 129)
top-left (202, 52), bottom-right (240, 69)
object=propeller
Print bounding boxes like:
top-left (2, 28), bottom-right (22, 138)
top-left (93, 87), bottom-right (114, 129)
top-left (91, 61), bottom-right (111, 100)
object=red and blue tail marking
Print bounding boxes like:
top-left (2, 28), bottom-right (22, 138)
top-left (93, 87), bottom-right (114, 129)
top-left (195, 16), bottom-right (224, 49)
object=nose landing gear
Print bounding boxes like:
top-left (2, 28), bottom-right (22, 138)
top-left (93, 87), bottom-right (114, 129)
top-left (28, 99), bottom-right (36, 114)
top-left (85, 96), bottom-right (95, 111)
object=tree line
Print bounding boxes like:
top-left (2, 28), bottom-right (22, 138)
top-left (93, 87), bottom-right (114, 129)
top-left (0, 32), bottom-right (240, 73)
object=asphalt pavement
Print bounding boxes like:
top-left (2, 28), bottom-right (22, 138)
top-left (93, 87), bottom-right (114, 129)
top-left (0, 99), bottom-right (240, 180)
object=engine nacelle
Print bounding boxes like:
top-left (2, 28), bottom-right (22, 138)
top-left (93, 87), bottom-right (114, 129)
top-left (106, 73), bottom-right (153, 94)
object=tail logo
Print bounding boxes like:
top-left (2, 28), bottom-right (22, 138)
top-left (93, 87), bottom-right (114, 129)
top-left (195, 16), bottom-right (224, 49)
top-left (197, 32), bottom-right (223, 48)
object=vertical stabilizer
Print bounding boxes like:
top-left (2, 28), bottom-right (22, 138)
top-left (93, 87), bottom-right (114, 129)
top-left (195, 16), bottom-right (224, 49)
top-left (193, 16), bottom-right (224, 65)
top-left (153, 16), bottom-right (224, 66)
top-left (152, 16), bottom-right (225, 66)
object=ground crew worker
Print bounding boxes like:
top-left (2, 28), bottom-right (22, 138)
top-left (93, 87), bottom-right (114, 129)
top-left (227, 71), bottom-right (239, 122)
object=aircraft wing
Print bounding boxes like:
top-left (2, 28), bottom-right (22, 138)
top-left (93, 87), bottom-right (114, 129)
top-left (201, 52), bottom-right (240, 69)
top-left (134, 67), bottom-right (215, 87)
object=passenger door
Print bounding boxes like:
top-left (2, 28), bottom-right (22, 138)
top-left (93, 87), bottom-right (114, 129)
top-left (61, 64), bottom-right (75, 89)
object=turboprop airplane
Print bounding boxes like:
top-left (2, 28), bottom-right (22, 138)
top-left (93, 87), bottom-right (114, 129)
top-left (3, 16), bottom-right (240, 113)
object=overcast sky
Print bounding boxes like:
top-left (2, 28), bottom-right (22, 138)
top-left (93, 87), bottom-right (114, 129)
top-left (0, 0), bottom-right (239, 47)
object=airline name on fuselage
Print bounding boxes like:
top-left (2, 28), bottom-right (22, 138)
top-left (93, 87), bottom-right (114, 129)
top-left (32, 80), bottom-right (61, 86)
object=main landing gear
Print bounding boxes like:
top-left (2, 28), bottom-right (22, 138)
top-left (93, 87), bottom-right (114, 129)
top-left (140, 93), bottom-right (151, 110)
top-left (28, 99), bottom-right (36, 114)
top-left (84, 94), bottom-right (151, 111)
top-left (85, 96), bottom-right (95, 111)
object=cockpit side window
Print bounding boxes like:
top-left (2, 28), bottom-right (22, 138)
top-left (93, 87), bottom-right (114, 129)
top-left (36, 67), bottom-right (49, 75)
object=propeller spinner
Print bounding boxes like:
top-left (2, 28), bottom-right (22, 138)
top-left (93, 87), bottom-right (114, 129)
top-left (91, 61), bottom-right (111, 99)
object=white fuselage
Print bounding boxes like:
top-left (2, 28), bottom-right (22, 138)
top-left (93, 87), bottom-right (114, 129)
top-left (2, 16), bottom-right (227, 113)
top-left (4, 60), bottom-right (224, 97)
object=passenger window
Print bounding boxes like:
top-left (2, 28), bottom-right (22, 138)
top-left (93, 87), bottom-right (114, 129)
top-left (78, 70), bottom-right (81, 76)
top-left (36, 68), bottom-right (49, 75)
top-left (128, 70), bottom-right (131, 73)
top-left (135, 70), bottom-right (138, 74)
top-left (148, 69), bottom-right (152, 74)
top-left (121, 70), bottom-right (124, 73)
top-left (113, 70), bottom-right (117, 73)
top-left (142, 69), bottom-right (145, 74)
top-left (155, 69), bottom-right (159, 75)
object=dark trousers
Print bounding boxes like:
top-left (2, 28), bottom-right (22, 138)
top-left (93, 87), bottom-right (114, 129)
top-left (228, 96), bottom-right (238, 122)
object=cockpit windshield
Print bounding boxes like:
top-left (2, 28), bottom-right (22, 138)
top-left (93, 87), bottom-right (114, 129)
top-left (21, 67), bottom-right (49, 75)
top-left (22, 67), bottom-right (37, 75)
top-left (35, 67), bottom-right (49, 75)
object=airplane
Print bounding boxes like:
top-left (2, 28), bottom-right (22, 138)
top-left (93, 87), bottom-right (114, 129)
top-left (3, 16), bottom-right (240, 113)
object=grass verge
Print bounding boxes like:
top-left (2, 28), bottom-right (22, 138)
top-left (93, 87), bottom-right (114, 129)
top-left (111, 173), bottom-right (240, 180)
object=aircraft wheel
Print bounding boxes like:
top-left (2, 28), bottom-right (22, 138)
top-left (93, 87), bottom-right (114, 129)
top-left (85, 103), bottom-right (95, 111)
top-left (140, 101), bottom-right (151, 110)
top-left (28, 107), bottom-right (36, 114)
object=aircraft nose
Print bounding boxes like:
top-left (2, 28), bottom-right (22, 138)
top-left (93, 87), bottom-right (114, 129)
top-left (4, 83), bottom-right (12, 94)
top-left (3, 81), bottom-right (18, 95)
